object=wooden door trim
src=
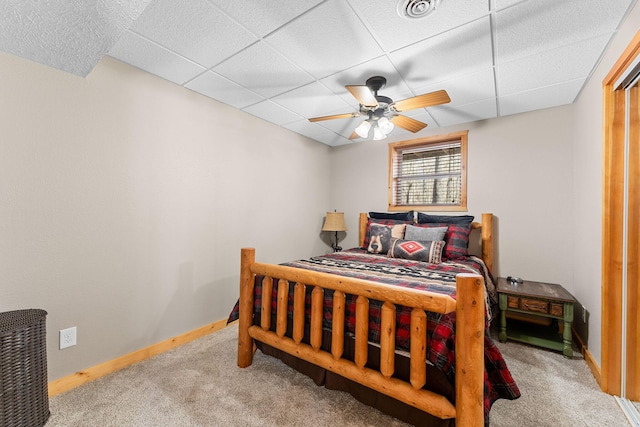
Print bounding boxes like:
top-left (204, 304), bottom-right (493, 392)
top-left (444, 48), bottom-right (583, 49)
top-left (602, 28), bottom-right (640, 396)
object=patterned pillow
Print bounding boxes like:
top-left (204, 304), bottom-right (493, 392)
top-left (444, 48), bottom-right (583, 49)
top-left (411, 222), bottom-right (472, 260)
top-left (366, 223), bottom-right (401, 254)
top-left (405, 224), bottom-right (447, 242)
top-left (387, 239), bottom-right (445, 264)
top-left (362, 219), bottom-right (409, 249)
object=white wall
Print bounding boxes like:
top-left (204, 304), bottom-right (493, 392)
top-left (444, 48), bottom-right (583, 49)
top-left (330, 106), bottom-right (575, 287)
top-left (0, 53), bottom-right (331, 381)
top-left (571, 3), bottom-right (640, 366)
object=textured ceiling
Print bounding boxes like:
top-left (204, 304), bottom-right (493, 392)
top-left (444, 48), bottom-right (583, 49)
top-left (1, 0), bottom-right (636, 146)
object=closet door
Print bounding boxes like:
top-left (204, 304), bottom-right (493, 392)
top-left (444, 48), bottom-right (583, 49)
top-left (626, 82), bottom-right (639, 400)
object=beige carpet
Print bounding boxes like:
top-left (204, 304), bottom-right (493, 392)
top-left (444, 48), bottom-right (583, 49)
top-left (47, 323), bottom-right (632, 426)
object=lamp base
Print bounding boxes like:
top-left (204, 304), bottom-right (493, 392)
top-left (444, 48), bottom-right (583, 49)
top-left (332, 232), bottom-right (342, 252)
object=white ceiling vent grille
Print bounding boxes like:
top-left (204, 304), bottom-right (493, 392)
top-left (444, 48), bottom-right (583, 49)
top-left (396, 0), bottom-right (442, 20)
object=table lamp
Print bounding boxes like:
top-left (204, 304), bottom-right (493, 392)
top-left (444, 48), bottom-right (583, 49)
top-left (322, 211), bottom-right (347, 252)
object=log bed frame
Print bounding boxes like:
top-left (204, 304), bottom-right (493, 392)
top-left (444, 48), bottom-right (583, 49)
top-left (237, 213), bottom-right (494, 426)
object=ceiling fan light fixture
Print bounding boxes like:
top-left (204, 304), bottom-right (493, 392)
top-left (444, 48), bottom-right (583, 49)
top-left (378, 117), bottom-right (394, 135)
top-left (372, 126), bottom-right (387, 141)
top-left (355, 120), bottom-right (372, 138)
top-left (397, 0), bottom-right (442, 20)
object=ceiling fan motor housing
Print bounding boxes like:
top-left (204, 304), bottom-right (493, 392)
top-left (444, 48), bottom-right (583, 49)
top-left (365, 76), bottom-right (387, 94)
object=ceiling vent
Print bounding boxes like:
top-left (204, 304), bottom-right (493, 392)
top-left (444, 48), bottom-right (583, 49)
top-left (396, 0), bottom-right (442, 19)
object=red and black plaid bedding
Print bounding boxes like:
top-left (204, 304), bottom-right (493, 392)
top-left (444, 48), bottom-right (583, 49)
top-left (228, 248), bottom-right (520, 420)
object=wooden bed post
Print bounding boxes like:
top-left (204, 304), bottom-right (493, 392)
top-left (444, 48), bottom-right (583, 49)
top-left (481, 213), bottom-right (494, 274)
top-left (238, 248), bottom-right (256, 368)
top-left (359, 212), bottom-right (368, 248)
top-left (455, 273), bottom-right (485, 427)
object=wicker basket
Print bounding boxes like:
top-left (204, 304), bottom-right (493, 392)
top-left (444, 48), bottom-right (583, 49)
top-left (0, 309), bottom-right (50, 427)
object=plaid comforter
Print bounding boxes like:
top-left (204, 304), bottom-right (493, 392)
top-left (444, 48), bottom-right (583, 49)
top-left (228, 248), bottom-right (520, 420)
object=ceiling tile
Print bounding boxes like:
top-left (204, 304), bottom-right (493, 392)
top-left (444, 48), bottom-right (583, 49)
top-left (495, 0), bottom-right (635, 63)
top-left (0, 0), bottom-right (152, 76)
top-left (208, 0), bottom-right (324, 37)
top-left (242, 100), bottom-right (304, 125)
top-left (108, 31), bottom-right (206, 85)
top-left (129, 0), bottom-right (257, 68)
top-left (272, 82), bottom-right (354, 119)
top-left (185, 71), bottom-right (264, 109)
top-left (265, 0), bottom-right (384, 79)
top-left (498, 79), bottom-right (586, 116)
top-left (493, 0), bottom-right (524, 9)
top-left (284, 119), bottom-right (339, 140)
top-left (429, 98), bottom-right (498, 127)
top-left (496, 34), bottom-right (610, 96)
top-left (213, 41), bottom-right (314, 98)
top-left (412, 68), bottom-right (496, 108)
top-left (348, 0), bottom-right (490, 52)
top-left (389, 17), bottom-right (494, 88)
top-left (313, 133), bottom-right (353, 147)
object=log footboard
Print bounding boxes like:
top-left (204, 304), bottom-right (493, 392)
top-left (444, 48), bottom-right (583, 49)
top-left (237, 247), bottom-right (485, 426)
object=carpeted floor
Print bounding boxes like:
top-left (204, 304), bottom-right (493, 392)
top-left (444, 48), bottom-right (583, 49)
top-left (47, 323), bottom-right (633, 426)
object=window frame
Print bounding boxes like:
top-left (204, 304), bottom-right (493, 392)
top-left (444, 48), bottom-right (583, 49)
top-left (388, 131), bottom-right (468, 212)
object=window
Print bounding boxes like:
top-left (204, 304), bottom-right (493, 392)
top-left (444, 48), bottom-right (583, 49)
top-left (388, 131), bottom-right (467, 211)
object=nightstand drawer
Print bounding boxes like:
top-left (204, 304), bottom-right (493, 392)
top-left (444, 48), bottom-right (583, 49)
top-left (507, 296), bottom-right (519, 309)
top-left (550, 303), bottom-right (564, 316)
top-left (505, 296), bottom-right (565, 316)
top-left (520, 298), bottom-right (548, 314)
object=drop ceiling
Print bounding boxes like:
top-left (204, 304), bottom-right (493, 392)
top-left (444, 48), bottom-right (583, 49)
top-left (0, 0), bottom-right (636, 146)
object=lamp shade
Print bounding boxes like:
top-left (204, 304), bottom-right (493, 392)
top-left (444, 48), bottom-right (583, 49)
top-left (355, 120), bottom-right (371, 138)
top-left (322, 212), bottom-right (348, 232)
top-left (372, 126), bottom-right (387, 140)
top-left (378, 117), bottom-right (394, 134)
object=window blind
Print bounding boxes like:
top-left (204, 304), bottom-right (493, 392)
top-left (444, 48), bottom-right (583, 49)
top-left (392, 141), bottom-right (462, 206)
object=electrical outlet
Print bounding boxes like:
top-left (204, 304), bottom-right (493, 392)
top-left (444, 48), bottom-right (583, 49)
top-left (60, 327), bottom-right (77, 349)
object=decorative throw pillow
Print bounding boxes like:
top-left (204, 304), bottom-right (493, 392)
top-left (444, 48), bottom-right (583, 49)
top-left (387, 239), bottom-right (445, 264)
top-left (411, 222), bottom-right (472, 260)
top-left (404, 224), bottom-right (447, 242)
top-left (416, 213), bottom-right (474, 225)
top-left (362, 219), bottom-right (409, 249)
top-left (366, 223), bottom-right (397, 254)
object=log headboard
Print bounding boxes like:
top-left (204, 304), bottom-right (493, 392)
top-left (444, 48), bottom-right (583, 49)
top-left (358, 212), bottom-right (494, 274)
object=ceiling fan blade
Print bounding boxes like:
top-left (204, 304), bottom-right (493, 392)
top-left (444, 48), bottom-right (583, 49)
top-left (393, 90), bottom-right (451, 112)
top-left (345, 85), bottom-right (378, 108)
top-left (390, 115), bottom-right (428, 133)
top-left (349, 130), bottom-right (360, 140)
top-left (308, 112), bottom-right (359, 122)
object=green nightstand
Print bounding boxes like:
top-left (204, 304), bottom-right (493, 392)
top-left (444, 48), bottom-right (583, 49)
top-left (497, 277), bottom-right (575, 358)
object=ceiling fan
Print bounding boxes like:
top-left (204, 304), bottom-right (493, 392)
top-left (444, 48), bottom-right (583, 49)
top-left (308, 76), bottom-right (451, 141)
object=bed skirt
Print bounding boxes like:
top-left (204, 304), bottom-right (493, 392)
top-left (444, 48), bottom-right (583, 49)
top-left (255, 327), bottom-right (455, 427)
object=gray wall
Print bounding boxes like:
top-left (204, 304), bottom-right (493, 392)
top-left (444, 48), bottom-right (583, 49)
top-left (0, 54), bottom-right (331, 381)
top-left (330, 106), bottom-right (575, 287)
